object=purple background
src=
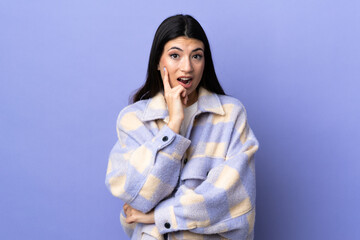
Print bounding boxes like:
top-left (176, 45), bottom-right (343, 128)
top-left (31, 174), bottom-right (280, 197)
top-left (1, 0), bottom-right (359, 239)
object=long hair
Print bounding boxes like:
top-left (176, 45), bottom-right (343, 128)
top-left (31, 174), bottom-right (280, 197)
top-left (132, 14), bottom-right (225, 103)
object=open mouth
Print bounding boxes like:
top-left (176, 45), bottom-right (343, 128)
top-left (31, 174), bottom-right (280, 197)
top-left (177, 77), bottom-right (192, 85)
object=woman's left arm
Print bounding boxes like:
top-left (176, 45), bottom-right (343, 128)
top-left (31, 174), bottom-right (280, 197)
top-left (123, 203), bottom-right (155, 224)
top-left (153, 106), bottom-right (259, 238)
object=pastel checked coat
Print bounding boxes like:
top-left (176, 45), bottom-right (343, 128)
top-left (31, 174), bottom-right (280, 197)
top-left (105, 87), bottom-right (259, 240)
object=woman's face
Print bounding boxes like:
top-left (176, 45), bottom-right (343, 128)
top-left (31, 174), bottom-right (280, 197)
top-left (158, 36), bottom-right (205, 104)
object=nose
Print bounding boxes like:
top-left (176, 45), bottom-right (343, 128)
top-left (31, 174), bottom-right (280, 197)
top-left (180, 57), bottom-right (193, 73)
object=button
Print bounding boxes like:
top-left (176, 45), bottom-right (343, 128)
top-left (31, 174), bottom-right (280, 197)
top-left (164, 222), bottom-right (171, 229)
top-left (184, 158), bottom-right (188, 164)
top-left (162, 136), bottom-right (168, 142)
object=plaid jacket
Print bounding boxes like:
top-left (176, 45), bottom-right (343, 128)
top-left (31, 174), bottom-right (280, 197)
top-left (105, 88), bottom-right (259, 240)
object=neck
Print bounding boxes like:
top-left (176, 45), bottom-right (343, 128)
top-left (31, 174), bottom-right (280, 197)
top-left (185, 91), bottom-right (198, 107)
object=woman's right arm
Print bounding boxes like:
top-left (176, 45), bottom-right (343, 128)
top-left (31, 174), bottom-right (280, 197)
top-left (105, 107), bottom-right (190, 213)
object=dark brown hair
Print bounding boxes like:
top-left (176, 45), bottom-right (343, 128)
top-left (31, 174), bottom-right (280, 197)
top-left (132, 14), bottom-right (225, 103)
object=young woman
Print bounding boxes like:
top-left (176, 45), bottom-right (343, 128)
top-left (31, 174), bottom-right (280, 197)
top-left (105, 14), bottom-right (259, 240)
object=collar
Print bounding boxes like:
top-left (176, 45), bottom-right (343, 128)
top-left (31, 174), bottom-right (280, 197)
top-left (141, 87), bottom-right (225, 122)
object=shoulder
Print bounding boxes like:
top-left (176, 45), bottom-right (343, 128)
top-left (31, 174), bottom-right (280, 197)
top-left (116, 99), bottom-right (149, 131)
top-left (117, 99), bottom-right (148, 119)
top-left (217, 94), bottom-right (248, 117)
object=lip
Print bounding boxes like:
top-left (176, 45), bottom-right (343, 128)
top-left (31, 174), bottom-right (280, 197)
top-left (177, 76), bottom-right (193, 89)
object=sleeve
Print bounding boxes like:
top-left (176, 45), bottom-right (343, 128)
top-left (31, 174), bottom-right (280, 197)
top-left (105, 108), bottom-right (191, 213)
top-left (154, 106), bottom-right (259, 238)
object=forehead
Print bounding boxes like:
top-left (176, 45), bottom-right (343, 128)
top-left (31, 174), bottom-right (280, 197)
top-left (164, 36), bottom-right (204, 50)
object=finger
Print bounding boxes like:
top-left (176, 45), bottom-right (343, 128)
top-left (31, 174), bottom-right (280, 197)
top-left (125, 216), bottom-right (135, 224)
top-left (174, 87), bottom-right (187, 105)
top-left (123, 203), bottom-right (130, 211)
top-left (182, 94), bottom-right (188, 105)
top-left (123, 204), bottom-right (132, 217)
top-left (173, 85), bottom-right (186, 97)
top-left (183, 95), bottom-right (188, 105)
top-left (162, 67), bottom-right (171, 92)
top-left (181, 89), bottom-right (187, 98)
top-left (179, 88), bottom-right (188, 104)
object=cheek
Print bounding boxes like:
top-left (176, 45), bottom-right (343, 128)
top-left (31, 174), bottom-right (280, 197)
top-left (196, 64), bottom-right (205, 78)
top-left (162, 58), bottom-right (175, 69)
top-left (158, 54), bottom-right (170, 69)
top-left (158, 57), bottom-right (165, 70)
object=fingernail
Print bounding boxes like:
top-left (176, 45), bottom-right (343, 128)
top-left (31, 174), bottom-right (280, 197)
top-left (163, 67), bottom-right (166, 72)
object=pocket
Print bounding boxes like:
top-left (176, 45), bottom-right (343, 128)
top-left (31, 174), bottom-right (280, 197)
top-left (180, 169), bottom-right (209, 190)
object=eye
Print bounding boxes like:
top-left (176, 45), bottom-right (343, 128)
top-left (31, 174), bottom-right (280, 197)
top-left (170, 53), bottom-right (179, 59)
top-left (193, 54), bottom-right (203, 60)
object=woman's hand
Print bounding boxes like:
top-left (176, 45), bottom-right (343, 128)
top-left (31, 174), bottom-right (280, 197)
top-left (123, 203), bottom-right (155, 224)
top-left (163, 67), bottom-right (188, 133)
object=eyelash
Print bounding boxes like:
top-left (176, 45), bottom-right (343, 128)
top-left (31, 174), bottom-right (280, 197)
top-left (170, 54), bottom-right (179, 59)
top-left (169, 54), bottom-right (203, 60)
top-left (193, 54), bottom-right (203, 60)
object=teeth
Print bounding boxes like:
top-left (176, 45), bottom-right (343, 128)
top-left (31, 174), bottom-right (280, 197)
top-left (177, 77), bottom-right (192, 85)
top-left (179, 79), bottom-right (190, 84)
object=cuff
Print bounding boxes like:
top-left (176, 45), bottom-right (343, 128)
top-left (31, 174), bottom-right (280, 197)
top-left (153, 125), bottom-right (191, 160)
top-left (154, 198), bottom-right (178, 234)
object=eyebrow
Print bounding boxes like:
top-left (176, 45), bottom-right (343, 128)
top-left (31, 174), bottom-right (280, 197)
top-left (167, 46), bottom-right (204, 52)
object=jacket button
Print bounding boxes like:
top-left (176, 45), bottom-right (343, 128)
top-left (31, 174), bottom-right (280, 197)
top-left (184, 158), bottom-right (188, 164)
top-left (162, 136), bottom-right (168, 142)
top-left (164, 222), bottom-right (171, 229)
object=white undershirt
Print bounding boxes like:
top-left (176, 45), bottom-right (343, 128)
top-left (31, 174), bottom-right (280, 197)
top-left (180, 102), bottom-right (198, 137)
